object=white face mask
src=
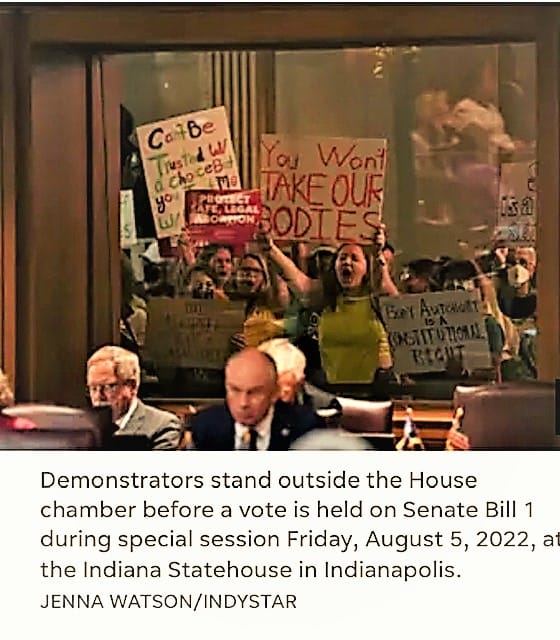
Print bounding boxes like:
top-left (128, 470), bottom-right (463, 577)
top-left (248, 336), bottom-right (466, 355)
top-left (507, 264), bottom-right (531, 288)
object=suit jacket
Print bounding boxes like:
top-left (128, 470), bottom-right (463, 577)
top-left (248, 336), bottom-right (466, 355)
top-left (190, 400), bottom-right (320, 451)
top-left (115, 400), bottom-right (182, 450)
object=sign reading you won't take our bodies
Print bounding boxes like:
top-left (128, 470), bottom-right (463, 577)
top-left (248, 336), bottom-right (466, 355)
top-left (144, 298), bottom-right (245, 370)
top-left (379, 290), bottom-right (491, 375)
top-left (260, 134), bottom-right (387, 244)
top-left (136, 106), bottom-right (241, 240)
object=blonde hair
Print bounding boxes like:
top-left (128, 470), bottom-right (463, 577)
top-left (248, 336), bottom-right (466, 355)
top-left (87, 345), bottom-right (141, 386)
top-left (0, 368), bottom-right (14, 409)
top-left (258, 338), bottom-right (306, 381)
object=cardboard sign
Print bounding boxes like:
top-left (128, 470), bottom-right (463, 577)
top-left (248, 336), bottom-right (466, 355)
top-left (260, 134), bottom-right (387, 243)
top-left (379, 290), bottom-right (491, 374)
top-left (186, 189), bottom-right (261, 253)
top-left (136, 106), bottom-right (241, 240)
top-left (119, 190), bottom-right (137, 249)
top-left (145, 298), bottom-right (245, 369)
top-left (496, 161), bottom-right (536, 246)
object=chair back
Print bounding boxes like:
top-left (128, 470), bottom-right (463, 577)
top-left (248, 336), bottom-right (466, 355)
top-left (336, 397), bottom-right (393, 434)
top-left (454, 382), bottom-right (559, 450)
top-left (453, 384), bottom-right (487, 409)
top-left (1, 403), bottom-right (104, 450)
top-left (0, 429), bottom-right (98, 450)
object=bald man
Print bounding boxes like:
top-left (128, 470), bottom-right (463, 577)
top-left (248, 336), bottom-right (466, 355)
top-left (190, 348), bottom-right (320, 450)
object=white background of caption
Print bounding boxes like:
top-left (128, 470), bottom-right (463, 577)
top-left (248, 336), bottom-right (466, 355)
top-left (1, 451), bottom-right (559, 640)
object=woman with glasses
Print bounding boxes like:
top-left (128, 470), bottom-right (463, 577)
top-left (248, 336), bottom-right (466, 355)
top-left (226, 253), bottom-right (289, 349)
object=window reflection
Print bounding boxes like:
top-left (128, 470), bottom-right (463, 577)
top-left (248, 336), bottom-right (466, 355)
top-left (113, 41), bottom-right (538, 399)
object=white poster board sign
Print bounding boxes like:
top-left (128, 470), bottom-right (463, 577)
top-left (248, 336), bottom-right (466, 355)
top-left (496, 160), bottom-right (536, 246)
top-left (119, 189), bottom-right (137, 249)
top-left (379, 290), bottom-right (491, 374)
top-left (260, 134), bottom-right (387, 244)
top-left (136, 106), bottom-right (241, 239)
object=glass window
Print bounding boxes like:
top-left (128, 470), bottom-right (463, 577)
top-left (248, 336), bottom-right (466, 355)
top-left (112, 42), bottom-right (538, 400)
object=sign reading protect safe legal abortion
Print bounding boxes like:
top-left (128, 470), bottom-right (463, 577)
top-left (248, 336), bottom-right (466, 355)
top-left (186, 189), bottom-right (261, 251)
top-left (136, 106), bottom-right (241, 240)
top-left (380, 291), bottom-right (490, 374)
top-left (260, 134), bottom-right (386, 243)
top-left (145, 298), bottom-right (245, 369)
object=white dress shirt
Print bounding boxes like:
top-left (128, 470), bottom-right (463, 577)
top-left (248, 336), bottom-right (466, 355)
top-left (115, 397), bottom-right (138, 432)
top-left (234, 405), bottom-right (274, 451)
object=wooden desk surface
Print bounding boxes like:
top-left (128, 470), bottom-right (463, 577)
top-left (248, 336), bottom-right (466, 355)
top-left (393, 407), bottom-right (454, 423)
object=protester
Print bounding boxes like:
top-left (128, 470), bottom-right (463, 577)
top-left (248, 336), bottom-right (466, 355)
top-left (208, 244), bottom-right (234, 290)
top-left (259, 224), bottom-right (399, 301)
top-left (227, 253), bottom-right (287, 348)
top-left (86, 345), bottom-right (182, 450)
top-left (190, 348), bottom-right (320, 450)
top-left (257, 229), bottom-right (395, 390)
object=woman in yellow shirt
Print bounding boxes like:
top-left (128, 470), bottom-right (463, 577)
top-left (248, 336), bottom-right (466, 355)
top-left (260, 233), bottom-right (394, 388)
top-left (317, 242), bottom-right (392, 385)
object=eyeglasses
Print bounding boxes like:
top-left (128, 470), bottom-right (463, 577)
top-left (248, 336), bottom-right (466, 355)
top-left (86, 382), bottom-right (122, 396)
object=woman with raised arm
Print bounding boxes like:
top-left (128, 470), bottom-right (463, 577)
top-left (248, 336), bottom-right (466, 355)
top-left (259, 224), bottom-right (399, 300)
top-left (256, 226), bottom-right (396, 391)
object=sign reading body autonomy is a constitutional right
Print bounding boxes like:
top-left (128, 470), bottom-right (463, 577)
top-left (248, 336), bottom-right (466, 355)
top-left (380, 290), bottom-right (491, 374)
top-left (136, 106), bottom-right (241, 239)
top-left (260, 134), bottom-right (387, 244)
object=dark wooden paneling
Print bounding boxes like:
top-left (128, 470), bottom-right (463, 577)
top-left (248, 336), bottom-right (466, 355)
top-left (89, 56), bottom-right (121, 353)
top-left (23, 52), bottom-right (89, 405)
top-left (14, 12), bottom-right (34, 402)
top-left (27, 4), bottom-right (542, 48)
top-left (0, 12), bottom-right (17, 384)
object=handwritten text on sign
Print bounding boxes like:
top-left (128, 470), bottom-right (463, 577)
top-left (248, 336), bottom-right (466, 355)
top-left (380, 290), bottom-right (490, 374)
top-left (136, 106), bottom-right (241, 240)
top-left (186, 189), bottom-right (261, 253)
top-left (260, 134), bottom-right (386, 243)
top-left (145, 298), bottom-right (245, 369)
top-left (496, 160), bottom-right (536, 246)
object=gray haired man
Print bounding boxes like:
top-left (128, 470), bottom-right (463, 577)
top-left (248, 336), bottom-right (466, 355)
top-left (86, 345), bottom-right (182, 450)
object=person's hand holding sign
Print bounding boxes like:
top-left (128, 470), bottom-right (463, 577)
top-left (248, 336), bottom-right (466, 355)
top-left (178, 226), bottom-right (197, 266)
top-left (255, 222), bottom-right (274, 254)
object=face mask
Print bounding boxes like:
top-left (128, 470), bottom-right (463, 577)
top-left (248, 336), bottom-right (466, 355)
top-left (507, 264), bottom-right (531, 288)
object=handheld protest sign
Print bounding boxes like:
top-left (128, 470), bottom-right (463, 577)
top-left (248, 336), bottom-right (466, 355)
top-left (260, 134), bottom-right (387, 244)
top-left (495, 160), bottom-right (536, 246)
top-left (136, 106), bottom-right (241, 240)
top-left (379, 290), bottom-right (491, 375)
top-left (144, 298), bottom-right (246, 369)
top-left (185, 189), bottom-right (261, 254)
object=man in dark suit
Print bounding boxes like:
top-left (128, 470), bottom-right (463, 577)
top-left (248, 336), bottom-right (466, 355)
top-left (87, 345), bottom-right (182, 450)
top-left (190, 348), bottom-right (320, 451)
